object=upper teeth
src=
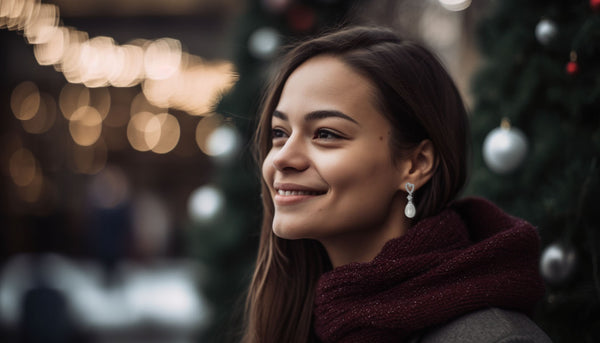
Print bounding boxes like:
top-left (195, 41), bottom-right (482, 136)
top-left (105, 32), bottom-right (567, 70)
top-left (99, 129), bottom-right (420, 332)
top-left (277, 190), bottom-right (320, 196)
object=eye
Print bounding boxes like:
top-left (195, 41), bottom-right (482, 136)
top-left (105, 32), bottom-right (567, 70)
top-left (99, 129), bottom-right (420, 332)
top-left (314, 128), bottom-right (342, 140)
top-left (271, 128), bottom-right (288, 140)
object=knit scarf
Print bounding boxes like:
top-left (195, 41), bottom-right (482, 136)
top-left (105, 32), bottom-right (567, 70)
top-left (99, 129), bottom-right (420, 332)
top-left (313, 197), bottom-right (545, 343)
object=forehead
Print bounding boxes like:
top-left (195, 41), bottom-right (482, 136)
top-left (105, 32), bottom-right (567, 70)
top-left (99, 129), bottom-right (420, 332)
top-left (276, 55), bottom-right (379, 117)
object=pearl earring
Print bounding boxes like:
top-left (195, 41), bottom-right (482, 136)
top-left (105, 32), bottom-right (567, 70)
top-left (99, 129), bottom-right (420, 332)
top-left (404, 183), bottom-right (416, 218)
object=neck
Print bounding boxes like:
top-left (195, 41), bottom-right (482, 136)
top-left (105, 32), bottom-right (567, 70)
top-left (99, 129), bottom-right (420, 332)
top-left (320, 197), bottom-right (410, 268)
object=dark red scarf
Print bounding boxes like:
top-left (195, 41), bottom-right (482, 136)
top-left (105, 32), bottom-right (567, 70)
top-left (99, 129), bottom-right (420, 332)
top-left (313, 197), bottom-right (545, 343)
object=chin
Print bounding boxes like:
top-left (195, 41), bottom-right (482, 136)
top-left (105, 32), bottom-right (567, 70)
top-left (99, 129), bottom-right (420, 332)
top-left (272, 227), bottom-right (301, 240)
top-left (272, 221), bottom-right (312, 240)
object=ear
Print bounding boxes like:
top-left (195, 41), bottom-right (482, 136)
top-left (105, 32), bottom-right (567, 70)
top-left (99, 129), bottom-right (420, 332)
top-left (397, 139), bottom-right (437, 191)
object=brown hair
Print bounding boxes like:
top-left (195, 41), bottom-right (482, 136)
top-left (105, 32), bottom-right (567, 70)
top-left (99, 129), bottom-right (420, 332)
top-left (243, 26), bottom-right (470, 343)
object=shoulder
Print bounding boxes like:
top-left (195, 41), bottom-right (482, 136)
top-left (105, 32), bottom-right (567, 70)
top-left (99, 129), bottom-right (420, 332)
top-left (408, 307), bottom-right (552, 343)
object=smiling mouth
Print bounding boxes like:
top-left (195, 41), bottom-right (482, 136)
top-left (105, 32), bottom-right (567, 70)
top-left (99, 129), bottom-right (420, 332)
top-left (276, 189), bottom-right (326, 196)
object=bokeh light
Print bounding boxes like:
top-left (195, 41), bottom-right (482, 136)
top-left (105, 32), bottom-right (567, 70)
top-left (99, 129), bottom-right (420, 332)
top-left (206, 125), bottom-right (240, 158)
top-left (11, 81), bottom-right (40, 121)
top-left (59, 83), bottom-right (90, 120)
top-left (1, 0), bottom-right (35, 30)
top-left (188, 185), bottom-right (224, 222)
top-left (130, 92), bottom-right (165, 117)
top-left (33, 25), bottom-right (68, 65)
top-left (89, 87), bottom-right (111, 120)
top-left (109, 44), bottom-right (145, 87)
top-left (9, 147), bottom-right (37, 187)
top-left (181, 60), bottom-right (238, 115)
top-left (420, 6), bottom-right (460, 50)
top-left (69, 105), bottom-right (103, 146)
top-left (141, 72), bottom-right (178, 109)
top-left (144, 38), bottom-right (182, 80)
top-left (23, 3), bottom-right (59, 44)
top-left (127, 111), bottom-right (155, 152)
top-left (143, 114), bottom-right (162, 150)
top-left (123, 267), bottom-right (207, 327)
top-left (57, 29), bottom-right (89, 84)
top-left (143, 58), bottom-right (237, 116)
top-left (0, 254), bottom-right (211, 333)
top-left (2, 0), bottom-right (238, 118)
top-left (0, 133), bottom-right (23, 172)
top-left (21, 92), bottom-right (57, 134)
top-left (195, 114), bottom-right (224, 155)
top-left (8, 146), bottom-right (45, 203)
top-left (148, 112), bottom-right (181, 154)
top-left (248, 27), bottom-right (281, 60)
top-left (79, 36), bottom-right (117, 88)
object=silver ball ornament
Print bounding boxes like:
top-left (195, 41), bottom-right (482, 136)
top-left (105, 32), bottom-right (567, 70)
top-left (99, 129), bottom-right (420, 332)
top-left (535, 19), bottom-right (557, 45)
top-left (540, 243), bottom-right (577, 285)
top-left (483, 119), bottom-right (529, 174)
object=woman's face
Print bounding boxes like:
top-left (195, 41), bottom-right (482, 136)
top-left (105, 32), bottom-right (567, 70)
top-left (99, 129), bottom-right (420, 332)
top-left (262, 55), bottom-right (408, 241)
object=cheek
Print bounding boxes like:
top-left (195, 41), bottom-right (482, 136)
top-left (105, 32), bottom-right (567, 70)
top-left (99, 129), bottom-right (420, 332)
top-left (323, 149), bottom-right (392, 187)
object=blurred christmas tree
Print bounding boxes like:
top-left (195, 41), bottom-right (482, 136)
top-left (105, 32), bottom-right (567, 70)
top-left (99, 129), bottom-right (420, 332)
top-left (190, 1), bottom-right (363, 341)
top-left (467, 0), bottom-right (600, 341)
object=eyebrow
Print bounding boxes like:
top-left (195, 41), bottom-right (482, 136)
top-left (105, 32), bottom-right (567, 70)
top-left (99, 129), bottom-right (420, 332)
top-left (272, 109), bottom-right (360, 125)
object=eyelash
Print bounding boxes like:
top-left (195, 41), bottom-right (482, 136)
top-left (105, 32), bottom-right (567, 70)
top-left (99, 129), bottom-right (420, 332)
top-left (270, 128), bottom-right (343, 142)
top-left (314, 128), bottom-right (342, 140)
top-left (271, 128), bottom-right (286, 138)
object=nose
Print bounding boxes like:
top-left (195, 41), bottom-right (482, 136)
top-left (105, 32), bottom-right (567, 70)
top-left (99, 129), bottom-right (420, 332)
top-left (271, 134), bottom-right (310, 172)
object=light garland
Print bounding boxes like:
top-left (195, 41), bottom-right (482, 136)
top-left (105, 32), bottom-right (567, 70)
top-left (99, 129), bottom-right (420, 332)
top-left (3, 0), bottom-right (241, 205)
top-left (1, 0), bottom-right (238, 114)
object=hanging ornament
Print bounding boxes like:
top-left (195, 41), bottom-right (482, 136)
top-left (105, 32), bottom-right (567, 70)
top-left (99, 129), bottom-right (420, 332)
top-left (566, 51), bottom-right (578, 75)
top-left (286, 4), bottom-right (317, 33)
top-left (591, 0), bottom-right (600, 12)
top-left (248, 27), bottom-right (281, 60)
top-left (540, 243), bottom-right (577, 285)
top-left (482, 118), bottom-right (529, 174)
top-left (535, 19), bottom-right (557, 45)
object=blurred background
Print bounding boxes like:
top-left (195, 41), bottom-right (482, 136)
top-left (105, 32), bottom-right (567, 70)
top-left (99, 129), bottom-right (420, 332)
top-left (0, 0), bottom-right (598, 342)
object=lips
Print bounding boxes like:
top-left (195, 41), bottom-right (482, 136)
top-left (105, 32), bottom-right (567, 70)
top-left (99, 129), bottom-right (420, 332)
top-left (277, 189), bottom-right (323, 196)
top-left (274, 183), bottom-right (327, 195)
top-left (273, 183), bottom-right (327, 205)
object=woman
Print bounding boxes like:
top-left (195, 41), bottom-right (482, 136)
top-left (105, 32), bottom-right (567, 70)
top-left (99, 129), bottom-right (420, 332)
top-left (244, 26), bottom-right (551, 343)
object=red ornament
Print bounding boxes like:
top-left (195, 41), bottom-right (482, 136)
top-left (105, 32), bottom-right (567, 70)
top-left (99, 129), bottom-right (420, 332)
top-left (566, 61), bottom-right (579, 74)
top-left (566, 51), bottom-right (579, 75)
top-left (591, 0), bottom-right (600, 11)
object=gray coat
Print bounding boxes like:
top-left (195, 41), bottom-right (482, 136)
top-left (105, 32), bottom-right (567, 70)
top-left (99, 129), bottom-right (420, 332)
top-left (408, 308), bottom-right (552, 343)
